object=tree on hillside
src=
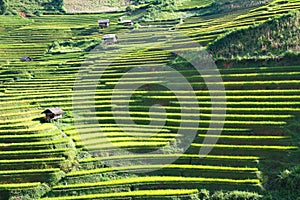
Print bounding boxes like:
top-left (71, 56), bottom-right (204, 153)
top-left (0, 0), bottom-right (7, 15)
top-left (43, 0), bottom-right (65, 12)
top-left (145, 0), bottom-right (177, 20)
top-left (156, 0), bottom-right (176, 10)
top-left (51, 0), bottom-right (64, 8)
top-left (208, 12), bottom-right (300, 60)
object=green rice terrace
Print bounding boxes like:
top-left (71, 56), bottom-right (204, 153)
top-left (0, 0), bottom-right (300, 199)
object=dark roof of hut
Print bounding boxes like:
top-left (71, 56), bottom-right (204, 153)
top-left (42, 108), bottom-right (65, 115)
top-left (102, 34), bottom-right (117, 39)
top-left (20, 56), bottom-right (32, 61)
top-left (98, 19), bottom-right (110, 23)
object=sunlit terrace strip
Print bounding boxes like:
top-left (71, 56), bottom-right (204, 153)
top-left (0, 182), bottom-right (41, 189)
top-left (0, 157), bottom-right (65, 164)
top-left (3, 89), bottom-right (300, 102)
top-left (113, 105), bottom-right (300, 114)
top-left (0, 168), bottom-right (60, 175)
top-left (67, 165), bottom-right (258, 177)
top-left (78, 116), bottom-right (287, 126)
top-left (79, 154), bottom-right (260, 163)
top-left (0, 138), bottom-right (71, 148)
top-left (41, 189), bottom-right (200, 200)
top-left (0, 148), bottom-right (69, 156)
top-left (94, 111), bottom-right (293, 120)
top-left (53, 177), bottom-right (259, 190)
top-left (191, 144), bottom-right (297, 150)
top-left (198, 135), bottom-right (289, 139)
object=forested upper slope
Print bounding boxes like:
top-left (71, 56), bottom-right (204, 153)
top-left (208, 12), bottom-right (300, 60)
top-left (0, 0), bottom-right (64, 15)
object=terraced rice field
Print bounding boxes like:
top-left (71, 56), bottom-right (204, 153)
top-left (0, 0), bottom-right (299, 199)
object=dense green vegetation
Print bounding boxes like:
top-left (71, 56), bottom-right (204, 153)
top-left (48, 39), bottom-right (102, 54)
top-left (0, 0), bottom-right (299, 199)
top-left (137, 0), bottom-right (272, 20)
top-left (198, 0), bottom-right (272, 15)
top-left (209, 12), bottom-right (300, 60)
top-left (0, 0), bottom-right (65, 15)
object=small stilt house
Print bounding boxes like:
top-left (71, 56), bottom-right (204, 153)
top-left (102, 34), bottom-right (118, 45)
top-left (21, 56), bottom-right (33, 62)
top-left (98, 19), bottom-right (110, 28)
top-left (42, 108), bottom-right (65, 122)
top-left (123, 20), bottom-right (134, 26)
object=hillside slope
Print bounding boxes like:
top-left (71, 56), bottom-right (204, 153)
top-left (0, 0), bottom-right (299, 199)
top-left (0, 0), bottom-right (64, 15)
top-left (208, 12), bottom-right (300, 60)
top-left (198, 0), bottom-right (272, 15)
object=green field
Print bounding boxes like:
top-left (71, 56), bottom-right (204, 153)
top-left (0, 0), bottom-right (299, 199)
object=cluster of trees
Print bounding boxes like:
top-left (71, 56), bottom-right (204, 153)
top-left (208, 12), bottom-right (300, 60)
top-left (0, 0), bottom-right (7, 14)
top-left (48, 39), bottom-right (102, 54)
top-left (194, 190), bottom-right (262, 200)
top-left (0, 0), bottom-right (65, 15)
top-left (217, 0), bottom-right (271, 11)
top-left (48, 0), bottom-right (65, 11)
top-left (199, 0), bottom-right (271, 16)
top-left (263, 165), bottom-right (300, 200)
top-left (142, 0), bottom-right (180, 20)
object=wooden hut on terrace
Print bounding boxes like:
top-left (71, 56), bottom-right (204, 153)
top-left (98, 19), bottom-right (110, 28)
top-left (42, 108), bottom-right (65, 122)
top-left (102, 34), bottom-right (118, 45)
top-left (123, 20), bottom-right (134, 26)
top-left (20, 56), bottom-right (33, 62)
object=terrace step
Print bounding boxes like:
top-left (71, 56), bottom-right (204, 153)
top-left (0, 157), bottom-right (65, 170)
top-left (0, 138), bottom-right (72, 151)
top-left (0, 182), bottom-right (45, 200)
top-left (41, 189), bottom-right (200, 200)
top-left (0, 148), bottom-right (71, 159)
top-left (0, 168), bottom-right (63, 184)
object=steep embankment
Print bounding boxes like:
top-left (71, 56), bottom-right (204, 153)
top-left (208, 12), bottom-right (300, 60)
